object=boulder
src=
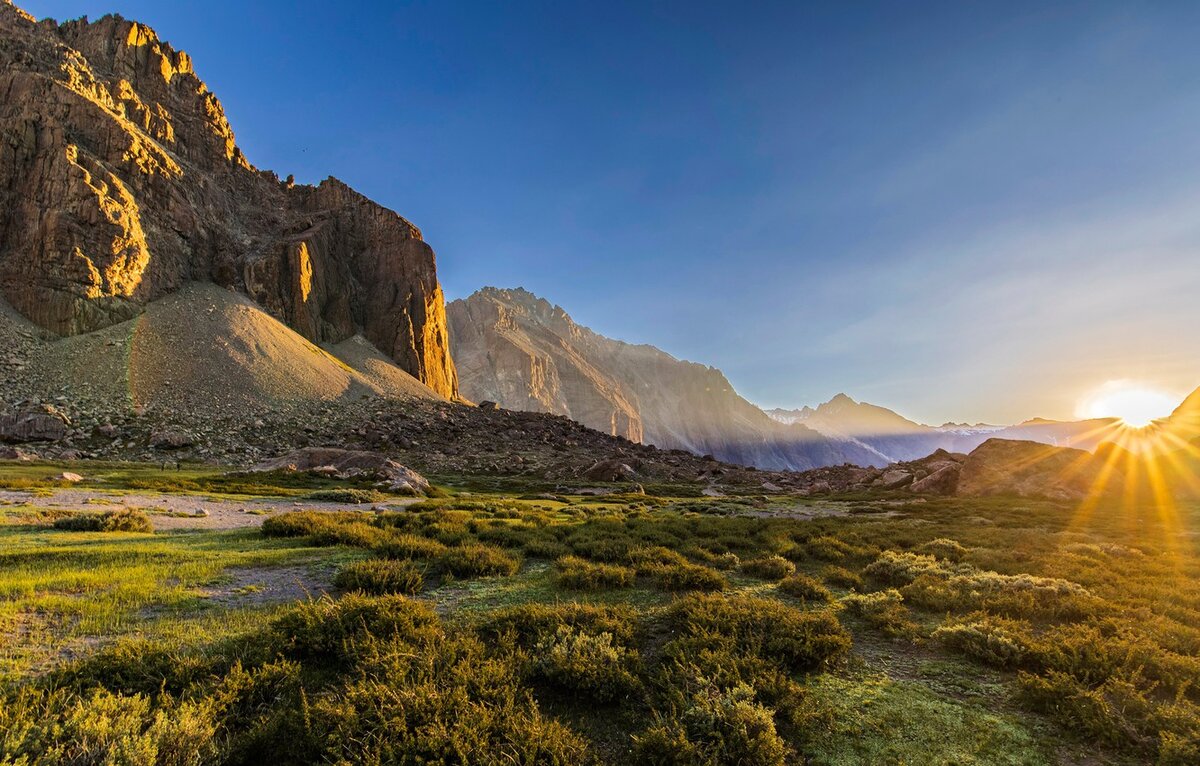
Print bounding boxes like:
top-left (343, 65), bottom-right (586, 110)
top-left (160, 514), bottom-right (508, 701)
top-left (909, 464), bottom-right (961, 495)
top-left (0, 406), bottom-right (68, 442)
top-left (251, 447), bottom-right (431, 496)
top-left (149, 430), bottom-right (195, 450)
top-left (875, 469), bottom-right (914, 490)
top-left (582, 459), bottom-right (639, 482)
top-left (957, 439), bottom-right (1118, 501)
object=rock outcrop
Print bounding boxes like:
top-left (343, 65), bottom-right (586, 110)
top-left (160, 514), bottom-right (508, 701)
top-left (957, 439), bottom-right (1118, 501)
top-left (0, 3), bottom-right (457, 398)
top-left (252, 447), bottom-right (431, 496)
top-left (448, 287), bottom-right (884, 471)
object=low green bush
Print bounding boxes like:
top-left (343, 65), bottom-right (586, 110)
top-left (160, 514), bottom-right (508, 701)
top-left (840, 589), bottom-right (919, 638)
top-left (477, 603), bottom-right (638, 650)
top-left (305, 488), bottom-right (388, 504)
top-left (52, 509), bottom-right (152, 533)
top-left (644, 562), bottom-right (726, 592)
top-left (933, 616), bottom-right (1031, 668)
top-left (532, 626), bottom-right (641, 702)
top-left (777, 574), bottom-right (833, 603)
top-left (553, 556), bottom-right (635, 590)
top-left (374, 533), bottom-right (448, 560)
top-left (739, 556), bottom-right (795, 581)
top-left (665, 594), bottom-right (850, 672)
top-left (437, 543), bottom-right (521, 578)
top-left (334, 558), bottom-right (423, 595)
top-left (632, 683), bottom-right (788, 766)
top-left (821, 565), bottom-right (864, 591)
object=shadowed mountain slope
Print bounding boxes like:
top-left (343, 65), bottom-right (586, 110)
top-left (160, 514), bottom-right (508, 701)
top-left (448, 288), bottom-right (884, 470)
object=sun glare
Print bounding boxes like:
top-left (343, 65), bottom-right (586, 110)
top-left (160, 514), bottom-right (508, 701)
top-left (1079, 382), bottom-right (1177, 428)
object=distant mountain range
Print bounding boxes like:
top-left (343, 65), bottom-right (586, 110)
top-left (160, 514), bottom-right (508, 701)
top-left (450, 286), bottom-right (1195, 471)
top-left (765, 395), bottom-right (1126, 464)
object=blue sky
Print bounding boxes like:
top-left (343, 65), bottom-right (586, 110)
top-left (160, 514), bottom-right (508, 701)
top-left (23, 0), bottom-right (1200, 424)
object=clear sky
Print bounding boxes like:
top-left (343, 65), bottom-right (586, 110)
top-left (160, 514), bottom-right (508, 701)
top-left (22, 0), bottom-right (1200, 425)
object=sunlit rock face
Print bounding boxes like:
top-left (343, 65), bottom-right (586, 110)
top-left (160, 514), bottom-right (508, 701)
top-left (0, 3), bottom-right (458, 398)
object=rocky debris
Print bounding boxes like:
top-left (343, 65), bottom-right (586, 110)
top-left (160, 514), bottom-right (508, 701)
top-left (0, 3), bottom-right (457, 399)
top-left (582, 458), bottom-right (639, 482)
top-left (251, 447), bottom-right (431, 496)
top-left (476, 401), bottom-right (500, 411)
top-left (149, 429), bottom-right (195, 450)
top-left (957, 439), bottom-right (1116, 501)
top-left (0, 404), bottom-right (69, 442)
top-left (0, 446), bottom-right (34, 460)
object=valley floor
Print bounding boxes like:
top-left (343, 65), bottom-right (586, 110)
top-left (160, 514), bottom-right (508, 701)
top-left (0, 460), bottom-right (1196, 764)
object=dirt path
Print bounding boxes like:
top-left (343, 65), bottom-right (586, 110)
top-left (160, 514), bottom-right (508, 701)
top-left (0, 488), bottom-right (422, 530)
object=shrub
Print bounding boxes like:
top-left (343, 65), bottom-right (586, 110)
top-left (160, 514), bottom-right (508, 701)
top-left (821, 565), bottom-right (864, 591)
top-left (632, 683), bottom-right (788, 766)
top-left (806, 536), bottom-right (855, 561)
top-left (522, 537), bottom-right (573, 559)
top-left (665, 594), bottom-right (850, 672)
top-left (306, 521), bottom-right (385, 548)
top-left (740, 556), bottom-right (795, 581)
top-left (269, 593), bottom-right (441, 663)
top-left (840, 589), bottom-right (919, 638)
top-left (260, 511), bottom-right (363, 538)
top-left (553, 556), bottom-right (634, 590)
top-left (645, 562), bottom-right (727, 592)
top-left (52, 509), bottom-right (153, 533)
top-left (374, 533), bottom-right (448, 560)
top-left (919, 538), bottom-right (969, 562)
top-left (777, 574), bottom-right (833, 604)
top-left (477, 603), bottom-right (638, 649)
top-left (532, 626), bottom-right (641, 702)
top-left (863, 550), bottom-right (948, 585)
top-left (334, 558), bottom-right (423, 595)
top-left (306, 488), bottom-right (388, 504)
top-left (933, 616), bottom-right (1031, 668)
top-left (437, 543), bottom-right (521, 578)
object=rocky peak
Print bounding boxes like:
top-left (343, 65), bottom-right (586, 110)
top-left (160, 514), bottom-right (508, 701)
top-left (0, 2), bottom-right (457, 398)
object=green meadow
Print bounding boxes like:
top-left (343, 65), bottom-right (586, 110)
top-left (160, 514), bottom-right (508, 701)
top-left (0, 461), bottom-right (1196, 764)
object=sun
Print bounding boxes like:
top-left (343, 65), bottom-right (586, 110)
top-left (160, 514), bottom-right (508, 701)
top-left (1078, 382), bottom-right (1178, 428)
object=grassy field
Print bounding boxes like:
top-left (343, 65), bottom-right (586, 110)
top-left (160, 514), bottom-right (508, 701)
top-left (0, 461), bottom-right (1196, 764)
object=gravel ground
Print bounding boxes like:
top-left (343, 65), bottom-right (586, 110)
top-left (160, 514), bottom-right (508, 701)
top-left (0, 488), bottom-right (422, 530)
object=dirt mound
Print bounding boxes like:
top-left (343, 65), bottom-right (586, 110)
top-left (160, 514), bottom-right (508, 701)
top-left (12, 282), bottom-right (439, 419)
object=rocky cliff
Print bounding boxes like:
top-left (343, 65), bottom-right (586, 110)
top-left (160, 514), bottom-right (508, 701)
top-left (447, 287), bottom-right (883, 471)
top-left (0, 2), bottom-right (457, 398)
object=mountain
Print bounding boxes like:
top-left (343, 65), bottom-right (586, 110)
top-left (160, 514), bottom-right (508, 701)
top-left (768, 394), bottom-right (1125, 463)
top-left (447, 288), bottom-right (887, 471)
top-left (0, 3), bottom-right (457, 398)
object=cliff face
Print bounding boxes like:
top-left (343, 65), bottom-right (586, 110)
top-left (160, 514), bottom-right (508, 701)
top-left (448, 287), bottom-right (883, 471)
top-left (0, 3), bottom-right (457, 398)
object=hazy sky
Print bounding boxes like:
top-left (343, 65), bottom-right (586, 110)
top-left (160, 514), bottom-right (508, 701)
top-left (23, 0), bottom-right (1200, 424)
